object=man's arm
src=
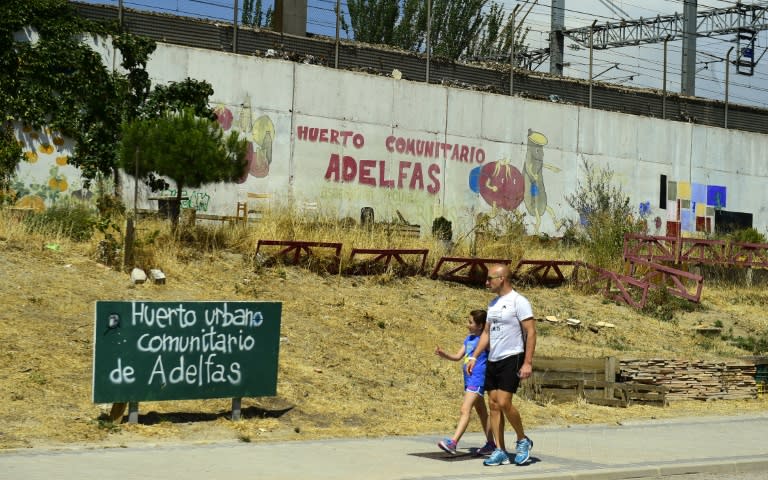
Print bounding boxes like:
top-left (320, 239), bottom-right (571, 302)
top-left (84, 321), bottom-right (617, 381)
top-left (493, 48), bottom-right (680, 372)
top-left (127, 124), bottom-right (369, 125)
top-left (518, 317), bottom-right (537, 379)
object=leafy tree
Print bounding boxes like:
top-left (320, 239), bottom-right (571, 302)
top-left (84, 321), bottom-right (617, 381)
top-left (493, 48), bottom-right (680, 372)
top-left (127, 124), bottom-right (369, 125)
top-left (0, 0), bottom-right (158, 187)
top-left (466, 2), bottom-right (531, 61)
top-left (347, 0), bottom-right (400, 45)
top-left (241, 0), bottom-right (273, 28)
top-left (120, 109), bottom-right (248, 226)
top-left (139, 78), bottom-right (216, 121)
top-left (345, 0), bottom-right (531, 61)
top-left (428, 0), bottom-right (487, 60)
top-left (0, 121), bottom-right (23, 204)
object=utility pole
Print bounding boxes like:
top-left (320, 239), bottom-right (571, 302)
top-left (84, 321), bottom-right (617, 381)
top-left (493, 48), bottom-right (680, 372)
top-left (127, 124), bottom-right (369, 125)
top-left (550, 0), bottom-right (565, 75)
top-left (725, 46), bottom-right (734, 128)
top-left (663, 36), bottom-right (671, 119)
top-left (681, 0), bottom-right (697, 96)
top-left (588, 20), bottom-right (597, 108)
top-left (334, 0), bottom-right (340, 68)
top-left (233, 0), bottom-right (239, 53)
top-left (510, 4), bottom-right (521, 95)
top-left (426, 0), bottom-right (431, 83)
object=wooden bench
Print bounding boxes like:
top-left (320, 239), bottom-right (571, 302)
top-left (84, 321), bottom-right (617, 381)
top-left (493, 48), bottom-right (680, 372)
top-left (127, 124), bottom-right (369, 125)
top-left (348, 248), bottom-right (429, 275)
top-left (237, 192), bottom-right (271, 223)
top-left (381, 223), bottom-right (420, 238)
top-left (193, 213), bottom-right (240, 224)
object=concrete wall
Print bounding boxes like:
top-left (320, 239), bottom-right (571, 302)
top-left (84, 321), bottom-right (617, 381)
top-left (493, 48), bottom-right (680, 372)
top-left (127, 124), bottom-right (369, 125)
top-left (11, 41), bottom-right (768, 239)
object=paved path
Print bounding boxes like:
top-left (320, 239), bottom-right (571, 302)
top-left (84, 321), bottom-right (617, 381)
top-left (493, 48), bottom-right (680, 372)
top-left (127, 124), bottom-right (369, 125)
top-left (2, 413), bottom-right (767, 480)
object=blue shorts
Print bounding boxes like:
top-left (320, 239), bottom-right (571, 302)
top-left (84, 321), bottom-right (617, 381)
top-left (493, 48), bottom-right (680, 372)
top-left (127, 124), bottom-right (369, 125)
top-left (465, 384), bottom-right (485, 396)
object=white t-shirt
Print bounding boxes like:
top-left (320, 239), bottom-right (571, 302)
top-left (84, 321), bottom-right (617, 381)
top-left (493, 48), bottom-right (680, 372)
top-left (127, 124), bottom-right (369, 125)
top-left (486, 290), bottom-right (533, 362)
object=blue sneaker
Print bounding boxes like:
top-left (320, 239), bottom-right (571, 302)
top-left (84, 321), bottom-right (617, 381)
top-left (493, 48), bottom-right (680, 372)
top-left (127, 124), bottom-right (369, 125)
top-left (438, 438), bottom-right (458, 454)
top-left (483, 448), bottom-right (510, 466)
top-left (476, 441), bottom-right (496, 456)
top-left (514, 436), bottom-right (533, 465)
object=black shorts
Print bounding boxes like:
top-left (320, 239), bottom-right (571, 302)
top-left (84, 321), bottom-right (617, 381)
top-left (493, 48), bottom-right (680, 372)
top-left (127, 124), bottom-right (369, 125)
top-left (484, 353), bottom-right (524, 394)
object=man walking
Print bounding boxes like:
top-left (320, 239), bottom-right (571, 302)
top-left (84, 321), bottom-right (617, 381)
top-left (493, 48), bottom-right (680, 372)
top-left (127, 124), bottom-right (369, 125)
top-left (467, 263), bottom-right (536, 466)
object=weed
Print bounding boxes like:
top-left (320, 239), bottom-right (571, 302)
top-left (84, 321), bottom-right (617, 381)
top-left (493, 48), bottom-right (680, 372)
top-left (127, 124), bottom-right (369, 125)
top-left (564, 159), bottom-right (644, 271)
top-left (641, 288), bottom-right (699, 323)
top-left (729, 335), bottom-right (768, 355)
top-left (28, 372), bottom-right (47, 385)
top-left (24, 200), bottom-right (97, 242)
top-left (96, 419), bottom-right (121, 433)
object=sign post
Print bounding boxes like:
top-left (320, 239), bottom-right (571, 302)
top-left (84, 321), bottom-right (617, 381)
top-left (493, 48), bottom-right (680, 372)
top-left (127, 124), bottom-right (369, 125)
top-left (93, 301), bottom-right (282, 420)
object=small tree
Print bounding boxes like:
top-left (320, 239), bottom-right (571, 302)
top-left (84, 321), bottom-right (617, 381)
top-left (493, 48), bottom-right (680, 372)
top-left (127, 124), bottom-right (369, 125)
top-left (564, 159), bottom-right (642, 270)
top-left (0, 121), bottom-right (23, 204)
top-left (120, 108), bottom-right (248, 227)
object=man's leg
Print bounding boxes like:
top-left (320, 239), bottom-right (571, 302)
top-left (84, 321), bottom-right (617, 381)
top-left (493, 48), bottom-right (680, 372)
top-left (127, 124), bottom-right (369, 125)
top-left (487, 389), bottom-right (505, 450)
top-left (496, 389), bottom-right (525, 440)
top-left (497, 389), bottom-right (533, 465)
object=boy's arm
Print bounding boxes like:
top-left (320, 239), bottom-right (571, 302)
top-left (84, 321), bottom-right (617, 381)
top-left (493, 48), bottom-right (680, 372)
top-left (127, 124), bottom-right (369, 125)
top-left (466, 322), bottom-right (490, 375)
top-left (435, 345), bottom-right (466, 362)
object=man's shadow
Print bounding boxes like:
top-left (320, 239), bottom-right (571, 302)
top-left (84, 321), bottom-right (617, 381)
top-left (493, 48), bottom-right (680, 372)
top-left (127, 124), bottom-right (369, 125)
top-left (409, 447), bottom-right (541, 464)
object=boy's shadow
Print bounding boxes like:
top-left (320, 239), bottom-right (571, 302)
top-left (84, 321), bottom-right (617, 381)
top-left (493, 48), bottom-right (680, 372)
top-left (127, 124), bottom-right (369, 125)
top-left (408, 451), bottom-right (477, 462)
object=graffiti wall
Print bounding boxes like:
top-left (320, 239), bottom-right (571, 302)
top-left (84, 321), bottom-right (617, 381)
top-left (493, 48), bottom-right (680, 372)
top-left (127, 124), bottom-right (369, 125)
top-left (11, 41), bottom-right (768, 238)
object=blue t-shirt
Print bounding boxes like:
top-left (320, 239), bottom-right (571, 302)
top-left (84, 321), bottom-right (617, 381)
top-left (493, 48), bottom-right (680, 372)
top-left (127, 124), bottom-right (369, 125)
top-left (463, 334), bottom-right (487, 389)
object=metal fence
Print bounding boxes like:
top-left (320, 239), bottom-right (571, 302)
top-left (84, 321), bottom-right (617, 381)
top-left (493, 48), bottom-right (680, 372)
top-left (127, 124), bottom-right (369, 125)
top-left (72, 1), bottom-right (768, 136)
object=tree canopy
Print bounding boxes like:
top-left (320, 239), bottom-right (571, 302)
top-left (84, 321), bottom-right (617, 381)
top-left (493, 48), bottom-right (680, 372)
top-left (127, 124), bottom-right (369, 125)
top-left (120, 108), bottom-right (248, 211)
top-left (0, 0), bottom-right (156, 185)
top-left (344, 0), bottom-right (530, 61)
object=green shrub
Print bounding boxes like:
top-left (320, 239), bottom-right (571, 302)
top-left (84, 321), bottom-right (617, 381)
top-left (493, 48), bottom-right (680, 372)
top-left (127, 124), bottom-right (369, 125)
top-left (564, 159), bottom-right (643, 270)
top-left (729, 227), bottom-right (766, 245)
top-left (641, 287), bottom-right (699, 322)
top-left (432, 216), bottom-right (452, 241)
top-left (729, 335), bottom-right (768, 355)
top-left (24, 201), bottom-right (97, 242)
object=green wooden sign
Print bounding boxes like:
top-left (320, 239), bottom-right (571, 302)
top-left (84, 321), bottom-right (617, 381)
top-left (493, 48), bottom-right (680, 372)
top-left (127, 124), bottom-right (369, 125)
top-left (92, 301), bottom-right (282, 403)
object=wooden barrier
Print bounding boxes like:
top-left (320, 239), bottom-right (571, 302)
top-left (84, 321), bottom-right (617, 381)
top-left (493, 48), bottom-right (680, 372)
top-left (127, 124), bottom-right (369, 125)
top-left (679, 237), bottom-right (728, 265)
top-left (512, 259), bottom-right (579, 287)
top-left (623, 233), bottom-right (677, 263)
top-left (348, 248), bottom-right (429, 275)
top-left (574, 262), bottom-right (650, 309)
top-left (728, 241), bottom-right (768, 268)
top-left (627, 257), bottom-right (704, 303)
top-left (524, 357), bottom-right (667, 407)
top-left (431, 256), bottom-right (513, 285)
top-left (256, 239), bottom-right (343, 272)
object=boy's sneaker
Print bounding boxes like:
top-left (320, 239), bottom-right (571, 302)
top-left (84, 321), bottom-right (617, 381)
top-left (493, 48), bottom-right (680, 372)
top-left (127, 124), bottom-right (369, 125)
top-left (483, 448), bottom-right (510, 466)
top-left (476, 441), bottom-right (496, 456)
top-left (514, 436), bottom-right (534, 465)
top-left (438, 438), bottom-right (458, 454)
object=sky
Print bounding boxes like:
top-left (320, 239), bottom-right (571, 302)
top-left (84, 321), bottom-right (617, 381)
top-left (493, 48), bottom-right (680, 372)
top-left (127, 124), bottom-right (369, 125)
top-left (76, 0), bottom-right (768, 109)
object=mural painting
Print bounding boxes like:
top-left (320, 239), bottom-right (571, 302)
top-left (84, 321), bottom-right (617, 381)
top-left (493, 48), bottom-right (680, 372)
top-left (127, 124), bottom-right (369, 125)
top-left (10, 123), bottom-right (90, 211)
top-left (469, 129), bottom-right (560, 234)
top-left (6, 40), bottom-right (767, 238)
top-left (664, 179), bottom-right (727, 236)
top-left (214, 105), bottom-right (275, 181)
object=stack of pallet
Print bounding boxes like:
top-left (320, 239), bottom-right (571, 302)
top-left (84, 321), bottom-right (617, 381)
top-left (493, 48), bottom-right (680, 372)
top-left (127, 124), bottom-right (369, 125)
top-left (619, 358), bottom-right (757, 400)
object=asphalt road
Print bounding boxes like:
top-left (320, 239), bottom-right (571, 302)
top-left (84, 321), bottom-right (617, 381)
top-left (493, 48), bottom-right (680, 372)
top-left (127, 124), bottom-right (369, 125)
top-left (2, 413), bottom-right (767, 480)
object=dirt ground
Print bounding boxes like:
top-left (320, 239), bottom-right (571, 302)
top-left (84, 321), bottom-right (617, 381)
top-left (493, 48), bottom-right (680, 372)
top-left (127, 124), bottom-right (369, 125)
top-left (1, 221), bottom-right (766, 451)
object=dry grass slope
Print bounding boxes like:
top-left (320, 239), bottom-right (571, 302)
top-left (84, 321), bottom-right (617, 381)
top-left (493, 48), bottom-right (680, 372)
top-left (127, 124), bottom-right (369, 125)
top-left (1, 209), bottom-right (766, 450)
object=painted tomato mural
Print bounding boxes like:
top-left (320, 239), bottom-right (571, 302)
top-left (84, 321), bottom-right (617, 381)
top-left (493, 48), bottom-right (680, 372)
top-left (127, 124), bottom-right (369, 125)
top-left (472, 161), bottom-right (524, 210)
top-left (215, 106), bottom-right (233, 131)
